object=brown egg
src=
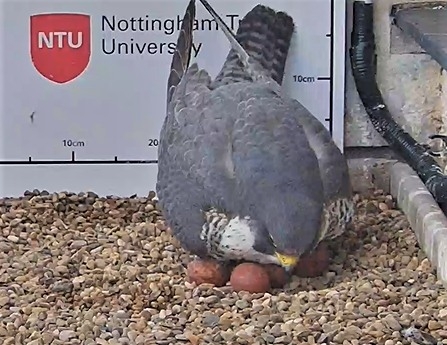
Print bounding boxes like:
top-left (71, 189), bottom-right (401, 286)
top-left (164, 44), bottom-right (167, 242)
top-left (186, 259), bottom-right (230, 287)
top-left (230, 262), bottom-right (271, 293)
top-left (264, 264), bottom-right (289, 288)
top-left (294, 242), bottom-right (330, 277)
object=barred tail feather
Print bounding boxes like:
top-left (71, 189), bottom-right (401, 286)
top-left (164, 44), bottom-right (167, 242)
top-left (167, 0), bottom-right (196, 104)
top-left (198, 0), bottom-right (294, 86)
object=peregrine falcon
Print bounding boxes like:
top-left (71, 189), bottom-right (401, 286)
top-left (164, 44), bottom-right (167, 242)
top-left (156, 0), bottom-right (354, 271)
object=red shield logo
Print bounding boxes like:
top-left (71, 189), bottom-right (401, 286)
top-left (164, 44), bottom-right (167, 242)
top-left (30, 13), bottom-right (91, 84)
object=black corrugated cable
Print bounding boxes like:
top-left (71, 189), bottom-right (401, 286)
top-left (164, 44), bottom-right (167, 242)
top-left (350, 0), bottom-right (447, 202)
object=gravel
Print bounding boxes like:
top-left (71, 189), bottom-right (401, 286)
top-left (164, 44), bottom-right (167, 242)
top-left (1, 189), bottom-right (447, 345)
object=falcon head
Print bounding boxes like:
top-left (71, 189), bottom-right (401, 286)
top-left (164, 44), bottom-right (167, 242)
top-left (201, 196), bottom-right (324, 271)
top-left (256, 193), bottom-right (325, 271)
top-left (203, 212), bottom-right (299, 270)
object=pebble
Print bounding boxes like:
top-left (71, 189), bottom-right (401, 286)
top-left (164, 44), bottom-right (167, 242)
top-left (382, 315), bottom-right (402, 331)
top-left (0, 296), bottom-right (9, 307)
top-left (70, 240), bottom-right (87, 249)
top-left (59, 330), bottom-right (76, 341)
top-left (6, 235), bottom-right (19, 243)
top-left (439, 308), bottom-right (447, 319)
top-left (0, 190), bottom-right (446, 344)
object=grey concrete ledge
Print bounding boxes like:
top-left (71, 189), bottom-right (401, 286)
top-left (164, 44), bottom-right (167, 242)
top-left (390, 162), bottom-right (447, 283)
top-left (394, 4), bottom-right (447, 70)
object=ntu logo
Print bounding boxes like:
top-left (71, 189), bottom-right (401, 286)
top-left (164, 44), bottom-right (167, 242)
top-left (30, 13), bottom-right (91, 84)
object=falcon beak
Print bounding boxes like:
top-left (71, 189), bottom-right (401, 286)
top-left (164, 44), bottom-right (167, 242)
top-left (275, 252), bottom-right (298, 271)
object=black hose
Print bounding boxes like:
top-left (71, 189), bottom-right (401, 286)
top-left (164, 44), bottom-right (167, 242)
top-left (350, 1), bottom-right (447, 202)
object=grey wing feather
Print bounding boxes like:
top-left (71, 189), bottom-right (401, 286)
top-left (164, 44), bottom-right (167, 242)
top-left (174, 85), bottom-right (238, 207)
top-left (159, 84), bottom-right (241, 255)
top-left (229, 86), bottom-right (325, 249)
top-left (166, 0), bottom-right (195, 104)
top-left (198, 0), bottom-right (350, 203)
top-left (157, 0), bottom-right (211, 257)
top-left (158, 0), bottom-right (238, 256)
top-left (291, 101), bottom-right (352, 201)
